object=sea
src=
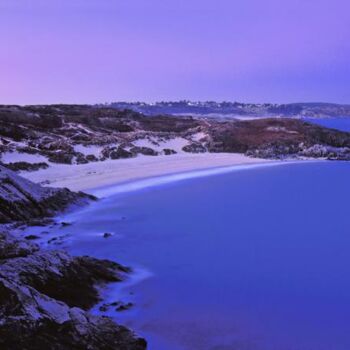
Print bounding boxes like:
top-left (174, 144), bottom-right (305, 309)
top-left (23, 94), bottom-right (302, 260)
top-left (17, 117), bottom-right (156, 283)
top-left (23, 118), bottom-right (350, 350)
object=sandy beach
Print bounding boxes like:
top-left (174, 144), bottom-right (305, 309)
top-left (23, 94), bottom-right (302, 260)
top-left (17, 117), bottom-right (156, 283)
top-left (21, 153), bottom-right (270, 192)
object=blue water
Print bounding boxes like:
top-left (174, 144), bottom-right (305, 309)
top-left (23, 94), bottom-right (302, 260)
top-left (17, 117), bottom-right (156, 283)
top-left (25, 161), bottom-right (350, 349)
top-left (303, 117), bottom-right (350, 132)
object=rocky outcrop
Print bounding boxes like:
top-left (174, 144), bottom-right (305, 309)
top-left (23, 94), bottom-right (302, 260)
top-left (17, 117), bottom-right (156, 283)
top-left (48, 151), bottom-right (75, 164)
top-left (0, 162), bottom-right (146, 349)
top-left (0, 231), bottom-right (39, 259)
top-left (0, 165), bottom-right (94, 223)
top-left (207, 118), bottom-right (350, 160)
top-left (3, 162), bottom-right (49, 172)
top-left (130, 146), bottom-right (158, 156)
top-left (0, 232), bottom-right (146, 350)
top-left (0, 249), bottom-right (130, 309)
top-left (182, 143), bottom-right (206, 153)
top-left (163, 148), bottom-right (177, 155)
top-left (102, 147), bottom-right (135, 160)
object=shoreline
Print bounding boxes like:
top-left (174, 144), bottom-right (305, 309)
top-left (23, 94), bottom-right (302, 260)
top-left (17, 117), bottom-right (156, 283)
top-left (21, 153), bottom-right (272, 192)
top-left (8, 157), bottom-right (325, 349)
top-left (89, 159), bottom-right (299, 198)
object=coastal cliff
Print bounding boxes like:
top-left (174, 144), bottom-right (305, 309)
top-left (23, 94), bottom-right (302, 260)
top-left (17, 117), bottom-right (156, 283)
top-left (0, 166), bottom-right (146, 349)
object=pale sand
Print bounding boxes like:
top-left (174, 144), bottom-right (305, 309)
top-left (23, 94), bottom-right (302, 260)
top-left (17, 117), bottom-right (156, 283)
top-left (21, 153), bottom-right (271, 192)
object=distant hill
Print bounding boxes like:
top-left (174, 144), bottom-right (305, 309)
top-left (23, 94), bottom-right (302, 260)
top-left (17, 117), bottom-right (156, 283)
top-left (103, 101), bottom-right (350, 118)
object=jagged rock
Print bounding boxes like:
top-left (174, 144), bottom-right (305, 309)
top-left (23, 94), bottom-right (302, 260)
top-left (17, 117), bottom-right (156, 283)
top-left (0, 232), bottom-right (39, 259)
top-left (0, 151), bottom-right (145, 349)
top-left (0, 277), bottom-right (146, 350)
top-left (0, 249), bottom-right (130, 309)
top-left (0, 231), bottom-right (146, 349)
top-left (0, 165), bottom-right (95, 223)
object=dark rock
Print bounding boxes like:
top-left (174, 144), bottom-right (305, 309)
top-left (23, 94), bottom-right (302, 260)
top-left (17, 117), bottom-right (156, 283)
top-left (102, 147), bottom-right (135, 160)
top-left (24, 235), bottom-right (39, 240)
top-left (182, 143), bottom-right (206, 153)
top-left (103, 232), bottom-right (113, 238)
top-left (0, 165), bottom-right (95, 224)
top-left (71, 133), bottom-right (91, 142)
top-left (48, 152), bottom-right (74, 164)
top-left (75, 153), bottom-right (89, 164)
top-left (130, 146), bottom-right (158, 156)
top-left (116, 302), bottom-right (134, 312)
top-left (0, 230), bottom-right (146, 349)
top-left (111, 147), bottom-right (134, 160)
top-left (0, 277), bottom-right (146, 350)
top-left (163, 148), bottom-right (177, 155)
top-left (99, 304), bottom-right (109, 312)
top-left (110, 301), bottom-right (120, 306)
top-left (0, 137), bottom-right (145, 348)
top-left (26, 218), bottom-right (54, 227)
top-left (0, 232), bottom-right (38, 259)
top-left (4, 162), bottom-right (49, 172)
top-left (86, 154), bottom-right (99, 162)
top-left (0, 248), bottom-right (131, 310)
top-left (61, 221), bottom-right (72, 227)
top-left (99, 301), bottom-right (121, 312)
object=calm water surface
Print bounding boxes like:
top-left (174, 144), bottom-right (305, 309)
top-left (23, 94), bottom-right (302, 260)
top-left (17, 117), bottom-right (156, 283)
top-left (303, 117), bottom-right (350, 132)
top-left (31, 162), bottom-right (350, 350)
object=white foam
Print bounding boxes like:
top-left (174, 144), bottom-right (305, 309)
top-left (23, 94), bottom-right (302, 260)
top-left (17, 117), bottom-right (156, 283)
top-left (91, 161), bottom-right (295, 198)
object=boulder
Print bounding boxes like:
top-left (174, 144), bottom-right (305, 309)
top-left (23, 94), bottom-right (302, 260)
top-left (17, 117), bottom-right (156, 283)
top-left (130, 146), bottom-right (158, 156)
top-left (163, 148), bottom-right (177, 155)
top-left (182, 143), bottom-right (206, 153)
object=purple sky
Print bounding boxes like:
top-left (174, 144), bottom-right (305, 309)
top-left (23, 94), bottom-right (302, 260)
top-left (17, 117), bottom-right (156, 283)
top-left (1, 0), bottom-right (349, 104)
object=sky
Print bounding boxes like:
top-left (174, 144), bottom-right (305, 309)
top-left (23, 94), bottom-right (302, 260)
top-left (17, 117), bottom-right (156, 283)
top-left (0, 0), bottom-right (349, 105)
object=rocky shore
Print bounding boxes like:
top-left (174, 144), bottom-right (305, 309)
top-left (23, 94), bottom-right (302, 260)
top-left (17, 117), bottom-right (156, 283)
top-left (1, 105), bottom-right (350, 172)
top-left (0, 165), bottom-right (146, 349)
